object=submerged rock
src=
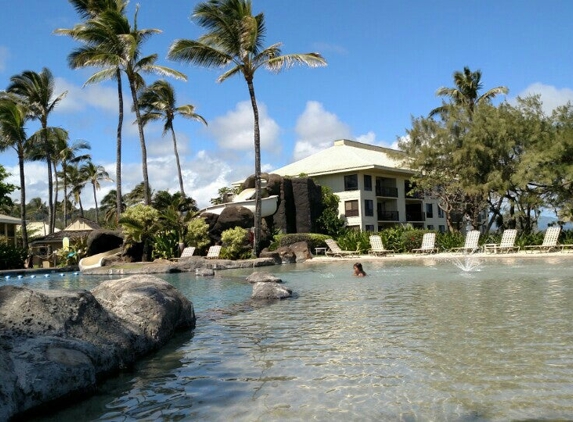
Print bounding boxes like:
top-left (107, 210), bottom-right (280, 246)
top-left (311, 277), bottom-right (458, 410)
top-left (0, 275), bottom-right (195, 420)
top-left (251, 282), bottom-right (292, 300)
top-left (246, 271), bottom-right (283, 283)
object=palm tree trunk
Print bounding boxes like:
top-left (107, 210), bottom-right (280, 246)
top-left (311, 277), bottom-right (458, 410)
top-left (115, 71), bottom-right (123, 224)
top-left (170, 127), bottom-right (186, 197)
top-left (247, 78), bottom-right (261, 257)
top-left (18, 149), bottom-right (28, 250)
top-left (53, 161), bottom-right (60, 229)
top-left (92, 183), bottom-right (99, 224)
top-left (79, 196), bottom-right (84, 217)
top-left (44, 132), bottom-right (54, 234)
top-left (63, 164), bottom-right (68, 228)
top-left (129, 78), bottom-right (151, 206)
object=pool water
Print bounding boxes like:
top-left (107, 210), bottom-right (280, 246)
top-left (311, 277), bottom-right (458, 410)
top-left (19, 257), bottom-right (573, 421)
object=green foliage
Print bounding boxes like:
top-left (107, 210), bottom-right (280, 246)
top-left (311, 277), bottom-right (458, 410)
top-left (220, 227), bottom-right (251, 260)
top-left (119, 204), bottom-right (161, 261)
top-left (185, 218), bottom-right (211, 255)
top-left (336, 230), bottom-right (370, 253)
top-left (55, 236), bottom-right (88, 267)
top-left (0, 241), bottom-right (27, 270)
top-left (377, 225), bottom-right (411, 252)
top-left (152, 230), bottom-right (179, 260)
top-left (400, 229), bottom-right (428, 253)
top-left (316, 186), bottom-right (346, 237)
top-left (436, 231), bottom-right (465, 251)
top-left (0, 165), bottom-right (17, 209)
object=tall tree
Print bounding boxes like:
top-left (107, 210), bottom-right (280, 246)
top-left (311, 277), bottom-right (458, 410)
top-left (429, 66), bottom-right (508, 118)
top-left (6, 68), bottom-right (67, 234)
top-left (0, 97), bottom-right (30, 248)
top-left (168, 0), bottom-right (326, 255)
top-left (63, 163), bottom-right (87, 218)
top-left (57, 5), bottom-right (186, 207)
top-left (57, 0), bottom-right (126, 223)
top-left (137, 80), bottom-right (207, 198)
top-left (81, 160), bottom-right (111, 224)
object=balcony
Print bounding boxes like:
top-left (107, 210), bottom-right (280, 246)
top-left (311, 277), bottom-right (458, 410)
top-left (377, 211), bottom-right (399, 221)
top-left (406, 211), bottom-right (425, 221)
top-left (375, 186), bottom-right (398, 197)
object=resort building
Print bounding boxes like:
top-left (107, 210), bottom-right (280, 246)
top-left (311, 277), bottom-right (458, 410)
top-left (272, 139), bottom-right (447, 232)
top-left (0, 213), bottom-right (20, 246)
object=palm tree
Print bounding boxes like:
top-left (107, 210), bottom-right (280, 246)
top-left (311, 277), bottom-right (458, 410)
top-left (58, 0), bottom-right (127, 224)
top-left (429, 66), bottom-right (508, 118)
top-left (100, 189), bottom-right (123, 226)
top-left (137, 80), bottom-right (207, 198)
top-left (57, 6), bottom-right (186, 207)
top-left (168, 0), bottom-right (326, 255)
top-left (81, 160), bottom-right (111, 224)
top-left (0, 97), bottom-right (30, 249)
top-left (63, 163), bottom-right (87, 217)
top-left (6, 68), bottom-right (68, 234)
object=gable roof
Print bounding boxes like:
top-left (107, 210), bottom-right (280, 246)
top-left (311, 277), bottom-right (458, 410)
top-left (0, 213), bottom-right (21, 224)
top-left (272, 139), bottom-right (412, 177)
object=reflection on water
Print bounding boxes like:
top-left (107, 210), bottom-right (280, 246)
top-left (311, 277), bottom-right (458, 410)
top-left (20, 258), bottom-right (573, 421)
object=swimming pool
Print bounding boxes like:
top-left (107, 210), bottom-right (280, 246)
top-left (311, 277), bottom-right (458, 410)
top-left (21, 256), bottom-right (573, 421)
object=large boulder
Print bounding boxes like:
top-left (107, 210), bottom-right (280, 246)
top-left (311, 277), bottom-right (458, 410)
top-left (0, 275), bottom-right (195, 420)
top-left (246, 271), bottom-right (283, 283)
top-left (289, 241), bottom-right (313, 262)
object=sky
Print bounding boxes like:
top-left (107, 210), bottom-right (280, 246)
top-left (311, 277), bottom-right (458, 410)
top-left (2, 0), bottom-right (573, 210)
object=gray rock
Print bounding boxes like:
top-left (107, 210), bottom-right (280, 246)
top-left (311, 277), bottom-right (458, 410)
top-left (0, 275), bottom-right (195, 420)
top-left (251, 282), bottom-right (292, 300)
top-left (246, 271), bottom-right (283, 283)
top-left (196, 268), bottom-right (215, 277)
top-left (289, 241), bottom-right (312, 262)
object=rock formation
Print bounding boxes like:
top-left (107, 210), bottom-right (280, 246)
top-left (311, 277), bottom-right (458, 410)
top-left (0, 275), bottom-right (195, 420)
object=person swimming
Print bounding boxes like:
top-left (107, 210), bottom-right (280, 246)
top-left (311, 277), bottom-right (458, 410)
top-left (353, 262), bottom-right (366, 277)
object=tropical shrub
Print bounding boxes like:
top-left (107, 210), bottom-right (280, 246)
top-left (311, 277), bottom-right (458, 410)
top-left (220, 227), bottom-right (251, 260)
top-left (272, 233), bottom-right (331, 251)
top-left (0, 241), bottom-right (26, 270)
top-left (119, 204), bottom-right (161, 261)
top-left (400, 229), bottom-right (428, 253)
top-left (336, 229), bottom-right (370, 253)
top-left (185, 218), bottom-right (211, 255)
top-left (316, 186), bottom-right (346, 237)
top-left (436, 231), bottom-right (465, 251)
top-left (152, 230), bottom-right (179, 260)
top-left (55, 236), bottom-right (88, 267)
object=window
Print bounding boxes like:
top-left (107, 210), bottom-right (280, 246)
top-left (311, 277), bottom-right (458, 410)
top-left (425, 203), bottom-right (433, 218)
top-left (438, 206), bottom-right (445, 218)
top-left (365, 224), bottom-right (375, 232)
top-left (439, 225), bottom-right (446, 233)
top-left (345, 200), bottom-right (359, 217)
top-left (344, 174), bottom-right (358, 191)
top-left (365, 199), bottom-right (374, 217)
top-left (427, 225), bottom-right (434, 230)
top-left (364, 175), bottom-right (372, 191)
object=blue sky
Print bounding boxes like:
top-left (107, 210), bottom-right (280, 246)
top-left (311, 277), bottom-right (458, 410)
top-left (2, 0), bottom-right (573, 209)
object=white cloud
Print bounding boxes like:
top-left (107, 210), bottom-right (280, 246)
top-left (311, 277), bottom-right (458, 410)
top-left (0, 46), bottom-right (9, 72)
top-left (208, 101), bottom-right (280, 151)
top-left (514, 83), bottom-right (573, 115)
top-left (293, 101), bottom-right (351, 160)
top-left (356, 131), bottom-right (397, 149)
top-left (55, 77), bottom-right (119, 114)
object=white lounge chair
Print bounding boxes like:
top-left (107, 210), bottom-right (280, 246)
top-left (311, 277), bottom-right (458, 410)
top-left (483, 229), bottom-right (519, 254)
top-left (411, 233), bottom-right (438, 254)
top-left (450, 230), bottom-right (480, 254)
top-left (368, 235), bottom-right (394, 256)
top-left (325, 239), bottom-right (359, 257)
top-left (205, 245), bottom-right (222, 259)
top-left (524, 227), bottom-right (561, 253)
top-left (171, 246), bottom-right (196, 261)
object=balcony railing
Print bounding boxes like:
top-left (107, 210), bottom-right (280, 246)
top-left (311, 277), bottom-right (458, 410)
top-left (375, 186), bottom-right (398, 197)
top-left (406, 211), bottom-right (425, 221)
top-left (377, 211), bottom-right (399, 221)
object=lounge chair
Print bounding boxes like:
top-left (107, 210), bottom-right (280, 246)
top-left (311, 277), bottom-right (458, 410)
top-left (483, 229), bottom-right (519, 254)
top-left (205, 245), bottom-right (222, 259)
top-left (171, 246), bottom-right (196, 261)
top-left (524, 226), bottom-right (561, 253)
top-left (449, 230), bottom-right (481, 254)
top-left (325, 239), bottom-right (359, 257)
top-left (411, 233), bottom-right (438, 254)
top-left (368, 235), bottom-right (394, 256)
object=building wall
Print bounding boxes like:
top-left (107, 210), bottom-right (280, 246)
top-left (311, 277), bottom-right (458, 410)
top-left (314, 170), bottom-right (446, 232)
